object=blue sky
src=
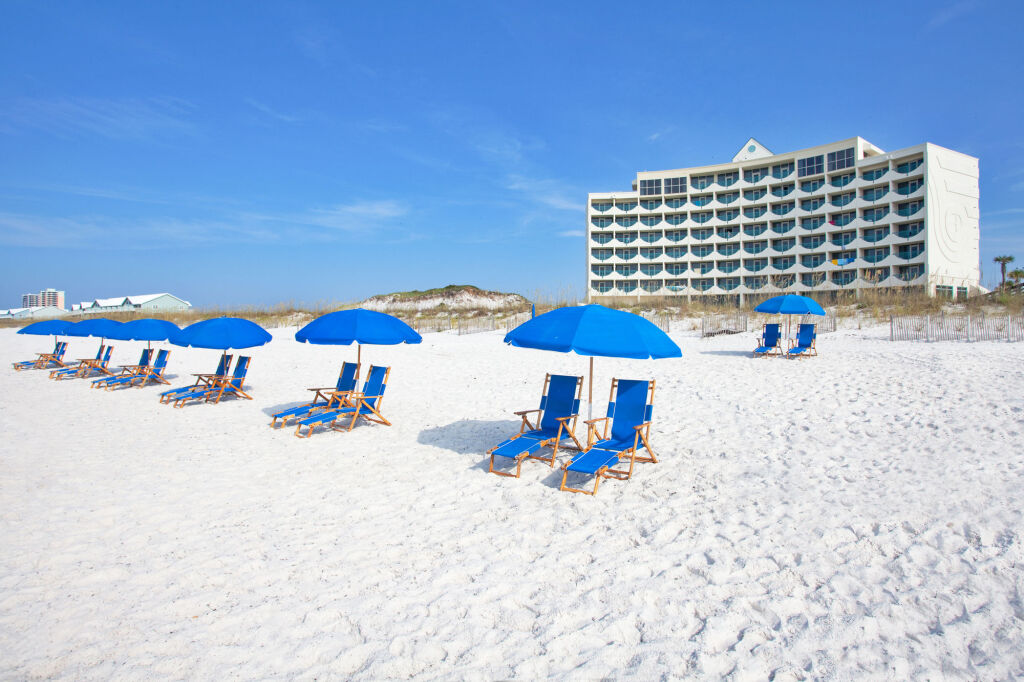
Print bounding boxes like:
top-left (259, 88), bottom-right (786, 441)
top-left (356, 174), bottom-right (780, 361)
top-left (1, 0), bottom-right (1022, 307)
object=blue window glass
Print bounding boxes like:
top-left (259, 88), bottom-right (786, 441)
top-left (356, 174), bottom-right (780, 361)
top-left (665, 198), bottom-right (685, 208)
top-left (830, 211), bottom-right (855, 227)
top-left (744, 188), bottom-right (767, 201)
top-left (744, 167), bottom-right (769, 183)
top-left (800, 235), bottom-right (825, 249)
top-left (717, 171), bottom-right (738, 187)
top-left (801, 253), bottom-right (826, 268)
top-left (797, 155), bottom-right (824, 177)
top-left (801, 272), bottom-right (826, 287)
top-left (896, 159), bottom-right (923, 174)
top-left (861, 167), bottom-right (887, 182)
top-left (664, 177), bottom-right (687, 194)
top-left (771, 162), bottom-right (794, 179)
top-left (801, 198), bottom-right (825, 211)
top-left (827, 148), bottom-right (855, 171)
top-left (691, 175), bottom-right (714, 190)
top-left (862, 207), bottom-right (889, 222)
top-left (639, 179), bottom-right (662, 196)
top-left (743, 223), bottom-right (767, 237)
top-left (801, 179), bottom-right (825, 192)
top-left (640, 199), bottom-right (661, 210)
top-left (615, 200), bottom-right (637, 210)
top-left (802, 216), bottom-right (826, 230)
top-left (744, 206), bottom-right (767, 219)
top-left (771, 184), bottom-right (794, 197)
top-left (665, 246), bottom-right (687, 258)
top-left (591, 201), bottom-right (612, 211)
top-left (896, 179), bottom-right (923, 195)
top-left (830, 173), bottom-right (855, 188)
top-left (771, 220), bottom-right (795, 234)
top-left (862, 187), bottom-right (888, 201)
top-left (717, 191), bottom-right (739, 204)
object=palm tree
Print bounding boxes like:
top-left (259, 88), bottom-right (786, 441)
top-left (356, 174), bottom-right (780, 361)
top-left (1009, 268), bottom-right (1024, 291)
top-left (994, 255), bottom-right (1015, 289)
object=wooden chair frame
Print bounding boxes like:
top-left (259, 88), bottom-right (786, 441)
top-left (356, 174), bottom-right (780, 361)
top-left (560, 378), bottom-right (657, 495)
top-left (753, 324), bottom-right (783, 358)
top-left (92, 349), bottom-right (151, 389)
top-left (786, 325), bottom-right (817, 358)
top-left (159, 355), bottom-right (233, 404)
top-left (487, 373), bottom-right (584, 478)
top-left (294, 366), bottom-right (391, 438)
top-left (172, 357), bottom-right (250, 407)
top-left (18, 341), bottom-right (68, 370)
top-left (271, 363), bottom-right (360, 428)
top-left (124, 350), bottom-right (172, 388)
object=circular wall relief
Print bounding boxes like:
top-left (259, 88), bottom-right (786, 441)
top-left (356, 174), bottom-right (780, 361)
top-left (748, 145), bottom-right (756, 153)
top-left (935, 206), bottom-right (974, 267)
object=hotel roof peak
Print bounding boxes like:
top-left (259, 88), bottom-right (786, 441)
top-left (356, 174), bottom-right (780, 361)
top-left (731, 137), bottom-right (773, 163)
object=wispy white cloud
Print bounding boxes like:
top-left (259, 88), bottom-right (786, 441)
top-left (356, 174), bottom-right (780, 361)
top-left (0, 96), bottom-right (196, 141)
top-left (558, 230), bottom-right (585, 237)
top-left (504, 174), bottom-right (580, 212)
top-left (924, 1), bottom-right (979, 31)
top-left (647, 126), bottom-right (675, 142)
top-left (244, 98), bottom-right (302, 124)
top-left (982, 208), bottom-right (1024, 217)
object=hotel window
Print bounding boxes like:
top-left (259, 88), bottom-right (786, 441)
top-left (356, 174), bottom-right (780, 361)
top-left (862, 207), bottom-right (889, 222)
top-left (826, 148), bottom-right (855, 171)
top-left (897, 200), bottom-right (924, 216)
top-left (831, 192), bottom-right (854, 207)
top-left (830, 211), bottom-right (855, 227)
top-left (896, 221), bottom-right (924, 238)
top-left (640, 199), bottom-right (661, 210)
top-left (639, 179), bottom-right (662, 196)
top-left (664, 176), bottom-right (687, 194)
top-left (665, 263), bottom-right (687, 275)
top-left (592, 281), bottom-right (613, 292)
top-left (771, 220), bottom-right (795, 234)
top-left (802, 216), bottom-right (826, 230)
top-left (592, 265), bottom-right (613, 276)
top-left (801, 198), bottom-right (825, 211)
top-left (616, 216), bottom-right (638, 226)
top-left (691, 175), bottom-right (713, 190)
top-left (692, 245), bottom-right (714, 258)
top-left (640, 264), bottom-right (663, 276)
top-left (592, 233), bottom-right (613, 244)
top-left (692, 194), bottom-right (712, 207)
top-left (896, 179), bottom-right (923, 195)
top-left (665, 246), bottom-right (687, 258)
top-left (744, 206), bottom-right (767, 219)
top-left (717, 191), bottom-right (739, 204)
top-left (640, 247), bottom-right (663, 259)
top-left (665, 197), bottom-right (685, 208)
top-left (797, 155), bottom-right (824, 177)
top-left (665, 230), bottom-right (686, 242)
top-left (614, 200), bottom-right (638, 210)
top-left (771, 201), bottom-right (794, 215)
top-left (862, 186), bottom-right (888, 202)
top-left (800, 179), bottom-right (824, 193)
top-left (862, 167), bottom-right (887, 182)
top-left (744, 167), bottom-right (769, 183)
top-left (717, 171), bottom-right (738, 187)
top-left (771, 183), bottom-right (794, 197)
top-left (641, 216), bottom-right (661, 227)
top-left (896, 158), bottom-right (923, 174)
top-left (830, 172), bottom-right (855, 188)
top-left (592, 217), bottom-right (613, 227)
top-left (591, 201), bottom-right (612, 211)
top-left (801, 235), bottom-right (825, 249)
top-left (744, 188), bottom-right (767, 201)
top-left (771, 162), bottom-right (794, 179)
top-left (666, 213), bottom-right (686, 225)
top-left (717, 209), bottom-right (740, 222)
top-left (801, 253), bottom-right (826, 267)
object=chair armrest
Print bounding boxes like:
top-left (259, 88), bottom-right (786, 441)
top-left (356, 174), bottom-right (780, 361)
top-left (554, 415), bottom-right (578, 423)
top-left (306, 386), bottom-right (341, 392)
top-left (584, 417), bottom-right (609, 426)
top-left (632, 421), bottom-right (652, 431)
top-left (514, 409), bottom-right (541, 417)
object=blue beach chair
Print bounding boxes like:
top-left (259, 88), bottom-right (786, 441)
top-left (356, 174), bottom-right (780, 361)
top-left (787, 323), bottom-right (817, 358)
top-left (172, 356), bottom-right (251, 407)
top-left (270, 362), bottom-right (360, 428)
top-left (294, 365), bottom-right (390, 437)
top-left (159, 354), bottom-right (232, 404)
top-left (53, 345), bottom-right (113, 380)
top-left (130, 349), bottom-right (172, 387)
top-left (50, 344), bottom-right (105, 379)
top-left (91, 348), bottom-right (151, 389)
top-left (487, 373), bottom-right (584, 478)
top-left (14, 341), bottom-right (67, 370)
top-left (753, 323), bottom-right (782, 357)
top-left (561, 378), bottom-right (657, 495)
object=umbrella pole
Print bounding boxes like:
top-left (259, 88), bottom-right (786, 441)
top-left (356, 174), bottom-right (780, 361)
top-left (588, 356), bottom-right (594, 420)
top-left (357, 344), bottom-right (362, 380)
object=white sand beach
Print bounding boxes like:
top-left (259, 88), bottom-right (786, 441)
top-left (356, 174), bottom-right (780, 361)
top-left (1, 324), bottom-right (1023, 679)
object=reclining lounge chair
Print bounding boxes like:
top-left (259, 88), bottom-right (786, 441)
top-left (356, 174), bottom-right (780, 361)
top-left (293, 365), bottom-right (390, 438)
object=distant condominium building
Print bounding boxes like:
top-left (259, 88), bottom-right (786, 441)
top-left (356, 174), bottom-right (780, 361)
top-left (586, 137), bottom-right (980, 302)
top-left (22, 288), bottom-right (65, 309)
top-left (71, 293), bottom-right (192, 315)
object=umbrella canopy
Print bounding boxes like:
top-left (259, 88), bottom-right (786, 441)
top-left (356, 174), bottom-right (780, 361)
top-left (295, 309), bottom-right (422, 346)
top-left (171, 317), bottom-right (272, 350)
top-left (108, 318), bottom-right (181, 342)
top-left (504, 304), bottom-right (681, 418)
top-left (18, 319), bottom-right (72, 336)
top-left (66, 318), bottom-right (125, 339)
top-left (754, 294), bottom-right (826, 316)
top-left (504, 304), bottom-right (681, 359)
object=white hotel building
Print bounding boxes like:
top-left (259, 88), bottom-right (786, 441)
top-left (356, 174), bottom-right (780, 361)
top-left (586, 137), bottom-right (980, 302)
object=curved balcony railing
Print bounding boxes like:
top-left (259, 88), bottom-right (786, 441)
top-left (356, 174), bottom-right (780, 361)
top-left (614, 249), bottom-right (638, 260)
top-left (744, 259), bottom-right (768, 272)
top-left (693, 264), bottom-right (714, 275)
top-left (591, 202), bottom-right (613, 212)
top-left (896, 266), bottom-right (923, 281)
top-left (692, 279), bottom-right (714, 292)
top-left (801, 200), bottom-right (825, 212)
top-left (717, 244), bottom-right (740, 256)
top-left (743, 224), bottom-right (767, 237)
top-left (691, 195), bottom-right (712, 207)
top-left (771, 221), bottom-right (795, 234)
top-left (691, 228), bottom-right (713, 240)
top-left (896, 180), bottom-right (923, 195)
top-left (592, 234), bottom-right (613, 244)
top-left (692, 212), bottom-right (713, 224)
top-left (801, 255), bottom-right (826, 268)
top-left (896, 222), bottom-right (924, 239)
top-left (744, 189), bottom-right (767, 201)
top-left (744, 276), bottom-right (768, 290)
top-left (640, 217), bottom-right (661, 227)
top-left (718, 262), bottom-right (740, 274)
top-left (591, 266), bottom-right (613, 277)
top-left (615, 233), bottom-right (637, 244)
top-left (718, 192), bottom-right (739, 204)
top-left (592, 218), bottom-right (613, 228)
top-left (771, 184), bottom-right (794, 197)
top-left (718, 278), bottom-right (740, 291)
top-left (692, 246), bottom-right (714, 258)
top-left (665, 247), bottom-right (687, 258)
top-left (771, 164), bottom-right (793, 179)
top-left (861, 168), bottom-right (887, 182)
top-left (830, 173), bottom-right (854, 188)
top-left (897, 202), bottom-right (924, 217)
top-left (771, 275), bottom-right (796, 288)
top-left (831, 271), bottom-right (857, 286)
top-left (665, 198), bottom-right (686, 209)
top-left (639, 231), bottom-right (662, 243)
top-left (640, 200), bottom-right (662, 210)
top-left (802, 217), bottom-right (826, 230)
top-left (862, 208), bottom-right (889, 223)
top-left (744, 242), bottom-right (767, 254)
top-left (830, 233), bottom-right (856, 247)
top-left (801, 237), bottom-right (825, 249)
top-left (801, 179), bottom-right (825, 192)
top-left (863, 247), bottom-right (890, 263)
top-left (615, 266), bottom-right (638, 276)
top-left (801, 273), bottom-right (826, 287)
top-left (896, 246), bottom-right (925, 260)
top-left (591, 249), bottom-right (613, 261)
top-left (616, 282), bottom-right (638, 293)
top-left (717, 229), bottom-right (740, 241)
top-left (896, 159), bottom-right (923, 174)
top-left (862, 227), bottom-right (889, 243)
top-left (640, 281), bottom-right (663, 293)
top-left (744, 170), bottom-right (769, 183)
top-left (831, 193), bottom-right (854, 207)
top-left (664, 231), bottom-right (685, 243)
top-left (717, 210), bottom-right (740, 222)
top-left (772, 239), bottom-right (796, 252)
top-left (691, 176), bottom-right (714, 190)
top-left (862, 188), bottom-right (888, 202)
top-left (771, 258), bottom-right (796, 271)
top-left (744, 207), bottom-right (767, 219)
top-left (640, 248), bottom-right (662, 259)
top-left (591, 282), bottom-right (613, 293)
top-left (830, 213), bottom-right (855, 227)
top-left (772, 203), bottom-right (794, 215)
top-left (664, 265), bottom-right (687, 276)
top-left (616, 217), bottom-right (638, 227)
top-left (614, 202), bottom-right (638, 211)
top-left (717, 174), bottom-right (738, 187)
top-left (862, 267), bottom-right (890, 283)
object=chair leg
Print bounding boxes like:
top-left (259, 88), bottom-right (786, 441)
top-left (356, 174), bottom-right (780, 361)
top-left (489, 453), bottom-right (522, 478)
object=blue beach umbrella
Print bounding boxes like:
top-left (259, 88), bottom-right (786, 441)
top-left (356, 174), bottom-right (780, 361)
top-left (18, 319), bottom-right (72, 337)
top-left (504, 304), bottom-right (681, 417)
top-left (295, 308), bottom-right (421, 377)
top-left (67, 318), bottom-right (125, 342)
top-left (109, 318), bottom-right (181, 349)
top-left (171, 317), bottom-right (272, 350)
top-left (754, 294), bottom-right (825, 338)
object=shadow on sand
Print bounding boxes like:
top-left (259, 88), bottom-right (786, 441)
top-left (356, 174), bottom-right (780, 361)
top-left (699, 350), bottom-right (757, 358)
top-left (417, 419), bottom-right (521, 456)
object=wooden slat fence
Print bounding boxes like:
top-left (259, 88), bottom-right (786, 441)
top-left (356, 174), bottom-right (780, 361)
top-left (701, 313), bottom-right (748, 337)
top-left (890, 314), bottom-right (1024, 342)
